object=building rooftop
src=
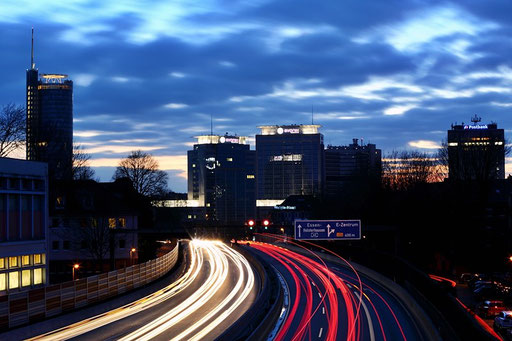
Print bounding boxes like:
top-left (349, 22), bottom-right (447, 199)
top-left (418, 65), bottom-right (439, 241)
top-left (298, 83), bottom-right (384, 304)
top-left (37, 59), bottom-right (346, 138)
top-left (257, 124), bottom-right (321, 135)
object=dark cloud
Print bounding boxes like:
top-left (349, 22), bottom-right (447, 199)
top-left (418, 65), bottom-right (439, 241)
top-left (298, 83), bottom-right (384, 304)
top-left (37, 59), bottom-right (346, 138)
top-left (0, 0), bottom-right (511, 191)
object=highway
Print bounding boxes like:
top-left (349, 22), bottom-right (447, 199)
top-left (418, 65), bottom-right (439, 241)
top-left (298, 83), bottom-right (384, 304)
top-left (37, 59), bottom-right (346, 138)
top-left (23, 240), bottom-right (258, 341)
top-left (247, 240), bottom-right (423, 341)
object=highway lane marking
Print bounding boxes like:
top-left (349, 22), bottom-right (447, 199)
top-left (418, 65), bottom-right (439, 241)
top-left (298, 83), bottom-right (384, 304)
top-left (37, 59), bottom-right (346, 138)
top-left (318, 292), bottom-right (322, 298)
top-left (354, 291), bottom-right (376, 341)
top-left (322, 307), bottom-right (325, 315)
top-left (318, 327), bottom-right (323, 338)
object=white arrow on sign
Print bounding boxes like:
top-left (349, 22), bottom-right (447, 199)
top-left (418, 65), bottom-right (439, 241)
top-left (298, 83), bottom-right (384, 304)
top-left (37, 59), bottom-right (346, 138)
top-left (327, 224), bottom-right (335, 237)
top-left (298, 224), bottom-right (302, 238)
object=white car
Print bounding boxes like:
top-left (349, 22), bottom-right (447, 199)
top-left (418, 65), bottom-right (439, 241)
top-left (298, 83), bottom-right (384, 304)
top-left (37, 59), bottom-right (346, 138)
top-left (494, 311), bottom-right (512, 330)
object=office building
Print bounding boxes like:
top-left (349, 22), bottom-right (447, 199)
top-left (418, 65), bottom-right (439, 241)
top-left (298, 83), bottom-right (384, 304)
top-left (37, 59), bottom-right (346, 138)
top-left (188, 134), bottom-right (256, 224)
top-left (26, 29), bottom-right (73, 180)
top-left (0, 158), bottom-right (48, 293)
top-left (448, 116), bottom-right (505, 181)
top-left (49, 178), bottom-right (142, 282)
top-left (325, 138), bottom-right (382, 196)
top-left (256, 125), bottom-right (324, 203)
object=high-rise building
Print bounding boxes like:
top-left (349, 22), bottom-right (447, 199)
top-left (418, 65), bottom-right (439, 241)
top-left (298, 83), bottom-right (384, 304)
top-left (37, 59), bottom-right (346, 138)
top-left (187, 134), bottom-right (255, 224)
top-left (256, 125), bottom-right (324, 203)
top-left (325, 138), bottom-right (381, 196)
top-left (26, 29), bottom-right (73, 180)
top-left (448, 116), bottom-right (505, 181)
top-left (0, 158), bottom-right (48, 293)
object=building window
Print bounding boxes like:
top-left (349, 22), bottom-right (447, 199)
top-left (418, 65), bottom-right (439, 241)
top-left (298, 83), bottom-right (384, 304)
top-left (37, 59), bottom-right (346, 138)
top-left (109, 218), bottom-right (116, 228)
top-left (55, 196), bottom-right (64, 209)
top-left (227, 158), bottom-right (233, 162)
top-left (34, 254), bottom-right (42, 264)
top-left (8, 271), bottom-right (19, 289)
top-left (80, 241), bottom-right (87, 249)
top-left (33, 268), bottom-right (42, 285)
top-left (22, 255), bottom-right (30, 266)
top-left (247, 175), bottom-right (255, 179)
top-left (0, 273), bottom-right (5, 291)
top-left (118, 217), bottom-right (126, 228)
top-left (0, 258), bottom-right (4, 269)
top-left (9, 257), bottom-right (18, 268)
top-left (52, 241), bottom-right (59, 250)
top-left (63, 241), bottom-right (70, 250)
top-left (119, 239), bottom-right (126, 249)
top-left (22, 270), bottom-right (31, 287)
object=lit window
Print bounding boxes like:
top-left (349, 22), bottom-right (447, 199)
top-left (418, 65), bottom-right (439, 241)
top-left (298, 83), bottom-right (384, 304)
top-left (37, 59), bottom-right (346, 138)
top-left (0, 258), bottom-right (4, 269)
top-left (227, 158), bottom-right (233, 162)
top-left (9, 271), bottom-right (19, 289)
top-left (0, 273), bottom-right (5, 291)
top-left (109, 218), bottom-right (116, 228)
top-left (206, 203), bottom-right (210, 207)
top-left (192, 164), bottom-right (196, 168)
top-left (22, 270), bottom-right (31, 287)
top-left (9, 257), bottom-right (18, 268)
top-left (22, 255), bottom-right (30, 266)
top-left (34, 254), bottom-right (41, 264)
top-left (118, 217), bottom-right (126, 228)
top-left (33, 268), bottom-right (42, 285)
top-left (188, 215), bottom-right (192, 219)
top-left (247, 175), bottom-right (255, 179)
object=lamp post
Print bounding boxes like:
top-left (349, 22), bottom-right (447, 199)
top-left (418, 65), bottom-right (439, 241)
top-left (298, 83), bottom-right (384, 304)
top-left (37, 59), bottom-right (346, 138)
top-left (130, 247), bottom-right (136, 266)
top-left (72, 263), bottom-right (79, 281)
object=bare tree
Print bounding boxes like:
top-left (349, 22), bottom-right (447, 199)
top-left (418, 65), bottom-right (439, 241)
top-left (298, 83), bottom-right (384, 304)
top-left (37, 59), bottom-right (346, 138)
top-left (113, 150), bottom-right (168, 197)
top-left (72, 144), bottom-right (96, 180)
top-left (0, 103), bottom-right (25, 157)
top-left (383, 150), bottom-right (444, 191)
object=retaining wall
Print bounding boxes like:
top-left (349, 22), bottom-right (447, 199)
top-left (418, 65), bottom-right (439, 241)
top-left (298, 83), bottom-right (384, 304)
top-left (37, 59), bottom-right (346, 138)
top-left (0, 244), bottom-right (179, 329)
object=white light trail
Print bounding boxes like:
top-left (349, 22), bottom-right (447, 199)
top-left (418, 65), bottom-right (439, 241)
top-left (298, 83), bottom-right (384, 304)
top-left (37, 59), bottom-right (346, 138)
top-left (29, 240), bottom-right (256, 341)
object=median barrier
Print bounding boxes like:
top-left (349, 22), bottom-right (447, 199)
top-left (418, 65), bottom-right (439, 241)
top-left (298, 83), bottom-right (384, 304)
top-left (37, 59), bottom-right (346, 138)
top-left (0, 243), bottom-right (180, 330)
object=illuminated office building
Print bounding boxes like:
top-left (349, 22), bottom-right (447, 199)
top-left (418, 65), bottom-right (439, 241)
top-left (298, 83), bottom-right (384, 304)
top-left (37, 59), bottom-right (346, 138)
top-left (26, 29), bottom-right (73, 180)
top-left (0, 158), bottom-right (48, 293)
top-left (448, 116), bottom-right (505, 181)
top-left (325, 138), bottom-right (381, 196)
top-left (187, 134), bottom-right (255, 224)
top-left (256, 125), bottom-right (324, 203)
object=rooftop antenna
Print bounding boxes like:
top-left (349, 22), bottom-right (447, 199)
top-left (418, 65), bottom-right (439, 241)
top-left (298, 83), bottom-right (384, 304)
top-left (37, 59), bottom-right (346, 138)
top-left (471, 114), bottom-right (481, 125)
top-left (210, 113), bottom-right (213, 143)
top-left (311, 105), bottom-right (314, 125)
top-left (31, 27), bottom-right (35, 69)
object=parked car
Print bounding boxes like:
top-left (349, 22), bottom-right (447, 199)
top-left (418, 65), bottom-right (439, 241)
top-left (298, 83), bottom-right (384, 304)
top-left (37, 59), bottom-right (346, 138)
top-left (494, 311), bottom-right (512, 331)
top-left (469, 274), bottom-right (489, 288)
top-left (473, 285), bottom-right (500, 300)
top-left (460, 273), bottom-right (473, 284)
top-left (477, 300), bottom-right (507, 318)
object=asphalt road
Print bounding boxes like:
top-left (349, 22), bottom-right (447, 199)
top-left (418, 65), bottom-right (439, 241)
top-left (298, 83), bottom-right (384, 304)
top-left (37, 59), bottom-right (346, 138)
top-left (3, 240), bottom-right (259, 341)
top-left (247, 241), bottom-right (423, 341)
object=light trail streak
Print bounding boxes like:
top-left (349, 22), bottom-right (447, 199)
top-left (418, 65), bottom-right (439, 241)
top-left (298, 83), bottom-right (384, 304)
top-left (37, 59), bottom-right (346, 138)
top-left (29, 240), bottom-right (256, 341)
top-left (120, 240), bottom-right (255, 341)
top-left (251, 235), bottom-right (414, 341)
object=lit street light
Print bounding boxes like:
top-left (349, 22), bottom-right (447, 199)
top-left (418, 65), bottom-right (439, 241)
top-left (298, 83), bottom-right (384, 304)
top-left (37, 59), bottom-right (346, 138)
top-left (130, 247), bottom-right (137, 265)
top-left (72, 263), bottom-right (79, 281)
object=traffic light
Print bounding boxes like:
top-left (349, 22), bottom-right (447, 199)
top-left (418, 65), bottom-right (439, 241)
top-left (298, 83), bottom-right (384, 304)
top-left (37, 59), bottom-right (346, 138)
top-left (263, 219), bottom-right (270, 230)
top-left (247, 219), bottom-right (255, 230)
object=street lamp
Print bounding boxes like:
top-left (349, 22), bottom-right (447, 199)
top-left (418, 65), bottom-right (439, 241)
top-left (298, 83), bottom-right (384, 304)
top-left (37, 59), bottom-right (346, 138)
top-left (130, 247), bottom-right (137, 266)
top-left (72, 263), bottom-right (79, 281)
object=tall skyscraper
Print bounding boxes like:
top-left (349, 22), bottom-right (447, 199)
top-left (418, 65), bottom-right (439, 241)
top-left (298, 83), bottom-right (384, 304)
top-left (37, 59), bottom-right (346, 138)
top-left (325, 138), bottom-right (381, 196)
top-left (26, 29), bottom-right (73, 180)
top-left (256, 125), bottom-right (324, 202)
top-left (188, 134), bottom-right (255, 224)
top-left (448, 116), bottom-right (505, 181)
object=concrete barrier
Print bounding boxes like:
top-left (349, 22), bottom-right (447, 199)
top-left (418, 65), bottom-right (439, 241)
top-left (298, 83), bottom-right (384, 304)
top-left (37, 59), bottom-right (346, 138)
top-left (0, 243), bottom-right (179, 330)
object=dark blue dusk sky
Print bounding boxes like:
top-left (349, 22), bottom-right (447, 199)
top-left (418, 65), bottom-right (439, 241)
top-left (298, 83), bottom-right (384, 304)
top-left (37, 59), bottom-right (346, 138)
top-left (1, 0), bottom-right (511, 192)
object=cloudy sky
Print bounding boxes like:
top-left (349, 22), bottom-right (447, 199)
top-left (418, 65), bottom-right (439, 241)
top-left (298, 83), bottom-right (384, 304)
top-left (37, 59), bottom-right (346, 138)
top-left (1, 0), bottom-right (512, 192)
